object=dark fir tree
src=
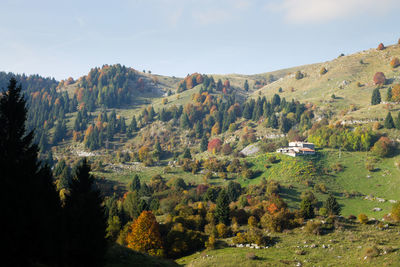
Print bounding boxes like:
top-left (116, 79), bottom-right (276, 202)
top-left (324, 193), bottom-right (341, 216)
top-left (183, 147), bottom-right (192, 159)
top-left (387, 87), bottom-right (392, 101)
top-left (0, 78), bottom-right (62, 265)
top-left (384, 111), bottom-right (395, 129)
top-left (244, 79), bottom-right (249, 91)
top-left (129, 174), bottom-right (141, 192)
top-left (227, 181), bottom-right (241, 202)
top-left (396, 111), bottom-right (400, 130)
top-left (64, 158), bottom-right (107, 266)
top-left (200, 134), bottom-right (208, 152)
top-left (215, 189), bottom-right (230, 224)
top-left (371, 88), bottom-right (381, 105)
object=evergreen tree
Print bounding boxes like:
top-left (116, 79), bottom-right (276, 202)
top-left (244, 79), bottom-right (249, 91)
top-left (183, 147), bottom-right (192, 159)
top-left (324, 194), bottom-right (341, 216)
top-left (387, 87), bottom-right (392, 101)
top-left (272, 94), bottom-right (281, 107)
top-left (267, 114), bottom-right (278, 129)
top-left (395, 112), bottom-right (400, 130)
top-left (195, 120), bottom-right (203, 138)
top-left (130, 174), bottom-right (141, 192)
top-left (384, 111), bottom-right (395, 129)
top-left (200, 134), bottom-right (208, 152)
top-left (64, 158), bottom-right (107, 266)
top-left (215, 189), bottom-right (230, 224)
top-left (153, 140), bottom-right (162, 160)
top-left (371, 88), bottom-right (381, 105)
top-left (180, 113), bottom-right (190, 129)
top-left (227, 181), bottom-right (241, 202)
top-left (0, 78), bottom-right (62, 265)
top-left (129, 116), bottom-right (138, 132)
top-left (280, 114), bottom-right (291, 133)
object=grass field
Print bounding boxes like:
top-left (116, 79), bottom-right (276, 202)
top-left (177, 222), bottom-right (400, 266)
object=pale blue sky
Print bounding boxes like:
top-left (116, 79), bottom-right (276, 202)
top-left (1, 0), bottom-right (399, 80)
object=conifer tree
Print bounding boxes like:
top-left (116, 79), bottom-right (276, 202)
top-left (64, 158), bottom-right (107, 266)
top-left (215, 189), bottom-right (230, 224)
top-left (130, 174), bottom-right (141, 192)
top-left (371, 88), bottom-right (381, 105)
top-left (384, 111), bottom-right (395, 129)
top-left (0, 78), bottom-right (62, 265)
top-left (200, 134), bottom-right (208, 152)
top-left (324, 194), bottom-right (341, 215)
top-left (244, 79), bottom-right (249, 91)
top-left (395, 112), bottom-right (400, 130)
top-left (183, 147), bottom-right (192, 159)
top-left (387, 87), bottom-right (392, 101)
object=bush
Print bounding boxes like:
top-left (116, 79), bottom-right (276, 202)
top-left (320, 67), bottom-right (327, 75)
top-left (216, 223), bottom-right (229, 238)
top-left (304, 220), bottom-right (322, 235)
top-left (364, 246), bottom-right (380, 258)
top-left (248, 216), bottom-right (258, 228)
top-left (221, 143), bottom-right (233, 155)
top-left (295, 71), bottom-right (304, 80)
top-left (377, 43), bottom-right (385, 50)
top-left (241, 168), bottom-right (255, 179)
top-left (319, 208), bottom-right (328, 216)
top-left (260, 208), bottom-right (296, 232)
top-left (205, 235), bottom-right (216, 249)
top-left (391, 202), bottom-right (400, 222)
top-left (358, 213), bottom-right (368, 224)
top-left (390, 57), bottom-right (400, 68)
top-left (207, 139), bottom-right (222, 153)
top-left (371, 136), bottom-right (395, 158)
top-left (373, 72), bottom-right (386, 85)
top-left (246, 252), bottom-right (257, 260)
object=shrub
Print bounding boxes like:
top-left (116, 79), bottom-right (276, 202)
top-left (162, 98), bottom-right (168, 105)
top-left (205, 235), bottom-right (216, 249)
top-left (364, 246), bottom-right (380, 258)
top-left (241, 168), bottom-right (255, 179)
top-left (320, 67), bottom-right (327, 75)
top-left (304, 220), bottom-right (322, 235)
top-left (356, 81), bottom-right (362, 87)
top-left (371, 136), bottom-right (395, 158)
top-left (267, 155), bottom-right (279, 163)
top-left (246, 252), bottom-right (257, 260)
top-left (358, 213), bottom-right (368, 224)
top-left (390, 57), bottom-right (400, 68)
top-left (377, 43), bottom-right (385, 50)
top-left (319, 208), bottom-right (328, 217)
top-left (295, 71), bottom-right (304, 80)
top-left (373, 72), bottom-right (386, 85)
top-left (221, 143), bottom-right (233, 155)
top-left (391, 202), bottom-right (400, 222)
top-left (260, 208), bottom-right (296, 232)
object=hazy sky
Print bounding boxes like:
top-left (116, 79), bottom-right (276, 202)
top-left (1, 0), bottom-right (399, 80)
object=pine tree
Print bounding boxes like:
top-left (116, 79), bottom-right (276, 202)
top-left (384, 112), bottom-right (395, 129)
top-left (371, 88), bottom-right (381, 105)
top-left (183, 147), bottom-right (192, 159)
top-left (130, 174), bottom-right (141, 192)
top-left (64, 158), bottom-right (107, 266)
top-left (200, 134), bottom-right (208, 152)
top-left (244, 79), bottom-right (249, 91)
top-left (180, 113), bottom-right (190, 129)
top-left (395, 112), bottom-right (400, 130)
top-left (324, 194), bottom-right (341, 215)
top-left (0, 78), bottom-right (62, 265)
top-left (215, 189), bottom-right (230, 224)
top-left (387, 87), bottom-right (393, 101)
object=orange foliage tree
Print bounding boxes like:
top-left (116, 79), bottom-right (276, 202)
top-left (207, 138), bottom-right (222, 152)
top-left (390, 57), bottom-right (400, 68)
top-left (377, 43), bottom-right (385, 50)
top-left (126, 211), bottom-right (164, 256)
top-left (392, 84), bottom-right (400, 102)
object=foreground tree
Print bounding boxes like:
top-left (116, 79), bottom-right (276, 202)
top-left (64, 159), bottom-right (107, 266)
top-left (215, 189), bottom-right (230, 224)
top-left (126, 211), bottom-right (164, 256)
top-left (0, 78), bottom-right (62, 265)
top-left (371, 88), bottom-right (381, 105)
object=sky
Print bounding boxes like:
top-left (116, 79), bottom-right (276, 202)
top-left (0, 0), bottom-right (399, 80)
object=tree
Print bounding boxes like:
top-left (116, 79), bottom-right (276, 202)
top-left (227, 181), bottom-right (241, 202)
top-left (390, 57), bottom-right (400, 68)
top-left (215, 189), bottom-right (230, 224)
top-left (129, 174), bottom-right (141, 192)
top-left (183, 147), bottom-right (192, 159)
top-left (373, 72), bottom-right (386, 85)
top-left (64, 159), bottom-right (107, 266)
top-left (371, 88), bottom-right (381, 105)
top-left (395, 112), bottom-right (400, 129)
top-left (324, 194), bottom-right (341, 216)
top-left (126, 211), bottom-right (164, 256)
top-left (295, 71), bottom-right (304, 80)
top-left (384, 112), bottom-right (395, 129)
top-left (200, 134), bottom-right (208, 152)
top-left (244, 80), bottom-right (249, 91)
top-left (371, 136), bottom-right (394, 158)
top-left (0, 78), bottom-right (62, 265)
top-left (377, 43), bottom-right (385, 50)
top-left (387, 87), bottom-right (392, 101)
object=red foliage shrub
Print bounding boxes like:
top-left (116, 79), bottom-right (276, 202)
top-left (196, 184), bottom-right (209, 195)
top-left (373, 72), bottom-right (386, 85)
top-left (377, 43), bottom-right (385, 50)
top-left (208, 138), bottom-right (222, 152)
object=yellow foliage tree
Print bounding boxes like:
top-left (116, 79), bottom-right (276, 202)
top-left (126, 211), bottom-right (164, 256)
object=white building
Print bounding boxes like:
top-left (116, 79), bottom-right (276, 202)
top-left (276, 142), bottom-right (315, 157)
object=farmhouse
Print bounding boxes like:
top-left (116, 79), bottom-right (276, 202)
top-left (276, 142), bottom-right (315, 157)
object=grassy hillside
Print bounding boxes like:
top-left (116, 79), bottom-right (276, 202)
top-left (253, 43), bottom-right (400, 121)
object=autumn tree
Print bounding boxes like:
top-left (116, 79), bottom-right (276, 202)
top-left (377, 43), bottom-right (385, 50)
top-left (63, 159), bottom-right (107, 266)
top-left (373, 72), bottom-right (386, 85)
top-left (371, 136), bottom-right (394, 157)
top-left (392, 84), bottom-right (400, 102)
top-left (390, 57), bottom-right (400, 68)
top-left (126, 211), bottom-right (164, 256)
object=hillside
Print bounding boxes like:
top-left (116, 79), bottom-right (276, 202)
top-left (253, 44), bottom-right (400, 121)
